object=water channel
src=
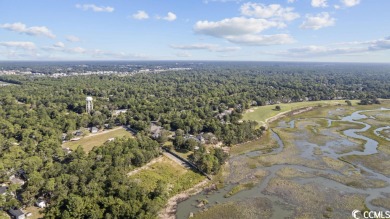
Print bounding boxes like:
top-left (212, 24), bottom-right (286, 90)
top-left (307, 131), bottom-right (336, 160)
top-left (176, 108), bottom-right (390, 218)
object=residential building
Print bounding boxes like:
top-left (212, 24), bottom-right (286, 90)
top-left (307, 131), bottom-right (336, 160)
top-left (9, 208), bottom-right (25, 219)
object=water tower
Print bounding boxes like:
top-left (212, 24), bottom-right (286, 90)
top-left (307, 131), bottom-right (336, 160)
top-left (86, 96), bottom-right (93, 114)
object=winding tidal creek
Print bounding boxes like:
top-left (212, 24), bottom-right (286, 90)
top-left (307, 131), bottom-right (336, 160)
top-left (176, 108), bottom-right (390, 218)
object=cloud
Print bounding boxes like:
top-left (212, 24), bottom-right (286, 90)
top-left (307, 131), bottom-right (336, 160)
top-left (175, 51), bottom-right (192, 57)
top-left (194, 17), bottom-right (293, 46)
top-left (280, 36), bottom-right (390, 57)
top-left (0, 22), bottom-right (55, 38)
top-left (194, 17), bottom-right (284, 37)
top-left (133, 10), bottom-right (149, 20)
top-left (91, 49), bottom-right (149, 59)
top-left (300, 12), bottom-right (335, 30)
top-left (341, 0), bottom-right (360, 7)
top-left (225, 34), bottom-right (294, 46)
top-left (368, 36), bottom-right (390, 51)
top-left (42, 44), bottom-right (150, 59)
top-left (42, 43), bottom-right (86, 54)
top-left (287, 0), bottom-right (297, 3)
top-left (67, 47), bottom-right (86, 54)
top-left (75, 4), bottom-right (114, 12)
top-left (311, 0), bottom-right (328, 8)
top-left (53, 42), bottom-right (65, 48)
top-left (170, 43), bottom-right (241, 52)
top-left (240, 3), bottom-right (300, 21)
top-left (286, 45), bottom-right (364, 57)
top-left (161, 12), bottom-right (177, 21)
top-left (213, 46), bottom-right (242, 52)
top-left (0, 41), bottom-right (36, 50)
top-left (203, 0), bottom-right (243, 3)
top-left (66, 35), bottom-right (80, 42)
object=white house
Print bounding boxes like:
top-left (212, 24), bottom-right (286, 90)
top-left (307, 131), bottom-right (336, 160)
top-left (35, 199), bottom-right (46, 208)
top-left (90, 127), bottom-right (98, 134)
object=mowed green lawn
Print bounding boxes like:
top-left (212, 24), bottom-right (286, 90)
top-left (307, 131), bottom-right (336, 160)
top-left (242, 100), bottom-right (359, 126)
top-left (62, 127), bottom-right (134, 152)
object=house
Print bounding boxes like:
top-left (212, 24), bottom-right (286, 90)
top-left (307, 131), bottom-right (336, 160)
top-left (73, 130), bottom-right (83, 136)
top-left (8, 208), bottom-right (25, 219)
top-left (150, 124), bottom-right (162, 139)
top-left (35, 199), bottom-right (46, 208)
top-left (196, 134), bottom-right (206, 144)
top-left (215, 108), bottom-right (234, 120)
top-left (9, 175), bottom-right (25, 186)
top-left (62, 147), bottom-right (72, 154)
top-left (113, 109), bottom-right (128, 116)
top-left (203, 132), bottom-right (219, 145)
top-left (61, 133), bottom-right (67, 141)
top-left (0, 186), bottom-right (7, 195)
top-left (90, 127), bottom-right (98, 134)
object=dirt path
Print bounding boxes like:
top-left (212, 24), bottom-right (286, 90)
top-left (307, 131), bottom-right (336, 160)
top-left (127, 156), bottom-right (164, 177)
top-left (158, 179), bottom-right (210, 219)
top-left (163, 152), bottom-right (190, 169)
top-left (264, 107), bottom-right (314, 127)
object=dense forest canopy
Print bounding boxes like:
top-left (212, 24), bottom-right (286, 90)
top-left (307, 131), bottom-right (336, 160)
top-left (1, 61), bottom-right (390, 218)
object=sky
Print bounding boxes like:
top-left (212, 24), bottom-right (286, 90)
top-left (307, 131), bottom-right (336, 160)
top-left (0, 0), bottom-right (389, 62)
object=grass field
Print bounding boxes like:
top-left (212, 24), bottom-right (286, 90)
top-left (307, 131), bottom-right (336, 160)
top-left (242, 100), bottom-right (359, 127)
top-left (24, 206), bottom-right (44, 219)
top-left (129, 157), bottom-right (205, 195)
top-left (62, 127), bottom-right (133, 152)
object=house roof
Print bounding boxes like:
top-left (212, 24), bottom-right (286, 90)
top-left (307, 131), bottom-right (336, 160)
top-left (150, 124), bottom-right (162, 134)
top-left (36, 200), bottom-right (45, 203)
top-left (0, 186), bottom-right (7, 194)
top-left (9, 208), bottom-right (24, 217)
top-left (9, 175), bottom-right (25, 185)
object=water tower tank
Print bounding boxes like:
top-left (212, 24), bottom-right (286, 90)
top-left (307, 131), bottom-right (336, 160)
top-left (86, 96), bottom-right (93, 101)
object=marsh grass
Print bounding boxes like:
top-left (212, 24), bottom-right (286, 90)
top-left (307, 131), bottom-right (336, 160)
top-left (224, 182), bottom-right (255, 198)
top-left (231, 131), bottom-right (277, 156)
top-left (265, 177), bottom-right (366, 218)
top-left (193, 198), bottom-right (272, 219)
top-left (371, 196), bottom-right (390, 209)
top-left (275, 167), bottom-right (313, 179)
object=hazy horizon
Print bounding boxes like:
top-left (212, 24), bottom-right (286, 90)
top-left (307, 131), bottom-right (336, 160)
top-left (0, 0), bottom-right (389, 62)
